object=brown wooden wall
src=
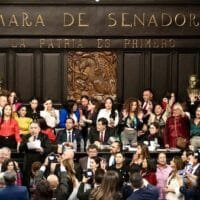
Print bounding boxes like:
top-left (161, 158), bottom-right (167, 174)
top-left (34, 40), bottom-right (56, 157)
top-left (0, 49), bottom-right (199, 104)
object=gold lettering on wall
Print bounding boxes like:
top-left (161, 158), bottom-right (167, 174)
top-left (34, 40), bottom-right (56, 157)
top-left (0, 15), bottom-right (5, 26)
top-left (63, 12), bottom-right (89, 27)
top-left (35, 14), bottom-right (45, 27)
top-left (66, 51), bottom-right (117, 101)
top-left (78, 13), bottom-right (89, 27)
top-left (22, 12), bottom-right (32, 27)
top-left (107, 13), bottom-right (117, 27)
top-left (174, 13), bottom-right (186, 27)
top-left (8, 15), bottom-right (19, 27)
top-left (124, 39), bottom-right (175, 48)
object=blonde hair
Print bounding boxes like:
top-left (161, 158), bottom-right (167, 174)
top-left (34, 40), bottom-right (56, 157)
top-left (172, 102), bottom-right (185, 117)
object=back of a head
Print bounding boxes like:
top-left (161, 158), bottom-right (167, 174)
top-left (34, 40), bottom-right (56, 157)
top-left (47, 174), bottom-right (59, 189)
top-left (101, 170), bottom-right (119, 193)
top-left (91, 170), bottom-right (120, 200)
top-left (3, 171), bottom-right (16, 186)
top-left (33, 179), bottom-right (53, 200)
top-left (94, 168), bottom-right (105, 185)
top-left (130, 172), bottom-right (143, 189)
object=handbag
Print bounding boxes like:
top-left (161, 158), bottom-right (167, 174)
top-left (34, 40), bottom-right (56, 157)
top-left (176, 136), bottom-right (187, 149)
top-left (174, 118), bottom-right (187, 149)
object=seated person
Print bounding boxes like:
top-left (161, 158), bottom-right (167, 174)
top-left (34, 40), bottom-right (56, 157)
top-left (79, 144), bottom-right (99, 171)
top-left (56, 118), bottom-right (82, 152)
top-left (88, 117), bottom-right (114, 146)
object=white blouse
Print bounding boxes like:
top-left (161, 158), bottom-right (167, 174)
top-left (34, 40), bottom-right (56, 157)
top-left (97, 108), bottom-right (119, 127)
top-left (165, 173), bottom-right (183, 200)
top-left (40, 109), bottom-right (59, 128)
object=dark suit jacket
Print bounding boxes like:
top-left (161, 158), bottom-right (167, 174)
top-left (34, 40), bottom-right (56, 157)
top-left (19, 132), bottom-right (52, 186)
top-left (0, 184), bottom-right (29, 200)
top-left (88, 127), bottom-right (114, 145)
top-left (35, 169), bottom-right (72, 200)
top-left (79, 156), bottom-right (89, 170)
top-left (127, 185), bottom-right (159, 200)
top-left (56, 129), bottom-right (81, 145)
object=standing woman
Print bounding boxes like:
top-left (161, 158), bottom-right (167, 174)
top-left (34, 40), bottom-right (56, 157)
top-left (90, 170), bottom-right (123, 200)
top-left (97, 97), bottom-right (119, 129)
top-left (27, 97), bottom-right (41, 121)
top-left (59, 99), bottom-right (80, 128)
top-left (164, 103), bottom-right (190, 148)
top-left (15, 105), bottom-right (33, 138)
top-left (164, 156), bottom-right (184, 200)
top-left (81, 98), bottom-right (100, 129)
top-left (190, 105), bottom-right (200, 151)
top-left (40, 98), bottom-right (59, 129)
top-left (120, 98), bottom-right (143, 146)
top-left (8, 91), bottom-right (21, 113)
top-left (0, 104), bottom-right (21, 150)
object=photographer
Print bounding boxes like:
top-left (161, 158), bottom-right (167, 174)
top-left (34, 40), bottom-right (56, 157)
top-left (34, 155), bottom-right (72, 200)
top-left (77, 168), bottom-right (105, 200)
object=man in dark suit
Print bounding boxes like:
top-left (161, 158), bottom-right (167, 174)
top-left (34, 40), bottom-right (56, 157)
top-left (107, 141), bottom-right (122, 167)
top-left (19, 121), bottom-right (52, 187)
top-left (56, 117), bottom-right (82, 151)
top-left (127, 172), bottom-right (159, 200)
top-left (79, 144), bottom-right (99, 170)
top-left (0, 171), bottom-right (29, 200)
top-left (88, 117), bottom-right (114, 145)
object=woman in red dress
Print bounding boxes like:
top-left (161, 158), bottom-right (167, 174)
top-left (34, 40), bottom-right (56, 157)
top-left (0, 104), bottom-right (21, 150)
top-left (164, 103), bottom-right (190, 148)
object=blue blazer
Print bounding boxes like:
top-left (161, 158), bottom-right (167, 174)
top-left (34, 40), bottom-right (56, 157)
top-left (0, 185), bottom-right (29, 200)
top-left (59, 108), bottom-right (80, 128)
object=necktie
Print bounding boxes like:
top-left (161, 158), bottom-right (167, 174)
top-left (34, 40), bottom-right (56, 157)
top-left (100, 132), bottom-right (104, 143)
top-left (143, 102), bottom-right (148, 110)
top-left (68, 131), bottom-right (72, 142)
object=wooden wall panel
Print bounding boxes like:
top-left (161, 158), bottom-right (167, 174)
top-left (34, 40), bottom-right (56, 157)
top-left (178, 53), bottom-right (197, 101)
top-left (15, 53), bottom-right (34, 101)
top-left (42, 53), bottom-right (62, 103)
top-left (151, 53), bottom-right (171, 101)
top-left (123, 53), bottom-right (143, 100)
top-left (0, 53), bottom-right (6, 87)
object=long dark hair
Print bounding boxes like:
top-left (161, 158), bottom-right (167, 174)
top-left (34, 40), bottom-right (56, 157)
top-left (124, 97), bottom-right (140, 115)
top-left (37, 117), bottom-right (50, 130)
top-left (65, 99), bottom-right (77, 115)
top-left (105, 97), bottom-right (116, 119)
top-left (90, 170), bottom-right (121, 200)
top-left (0, 104), bottom-right (12, 128)
top-left (1, 159), bottom-right (18, 172)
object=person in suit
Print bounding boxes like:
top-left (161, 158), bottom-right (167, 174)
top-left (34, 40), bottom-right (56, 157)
top-left (56, 117), bottom-right (82, 151)
top-left (127, 172), bottom-right (159, 200)
top-left (19, 121), bottom-right (52, 187)
top-left (79, 144), bottom-right (99, 171)
top-left (0, 171), bottom-right (29, 200)
top-left (108, 141), bottom-right (122, 167)
top-left (88, 117), bottom-right (114, 145)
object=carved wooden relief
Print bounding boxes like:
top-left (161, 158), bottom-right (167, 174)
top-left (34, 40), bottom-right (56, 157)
top-left (66, 51), bottom-right (117, 101)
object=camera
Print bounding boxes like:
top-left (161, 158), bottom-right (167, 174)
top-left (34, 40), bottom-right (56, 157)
top-left (48, 152), bottom-right (58, 163)
top-left (83, 169), bottom-right (94, 178)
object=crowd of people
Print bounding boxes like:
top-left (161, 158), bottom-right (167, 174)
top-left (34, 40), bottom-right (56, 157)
top-left (0, 89), bottom-right (199, 199)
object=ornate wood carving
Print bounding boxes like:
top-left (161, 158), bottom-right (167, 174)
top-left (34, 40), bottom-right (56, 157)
top-left (66, 51), bottom-right (117, 101)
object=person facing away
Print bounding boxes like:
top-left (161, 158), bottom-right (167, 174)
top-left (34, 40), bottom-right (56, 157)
top-left (0, 171), bottom-right (29, 200)
top-left (127, 172), bottom-right (159, 200)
